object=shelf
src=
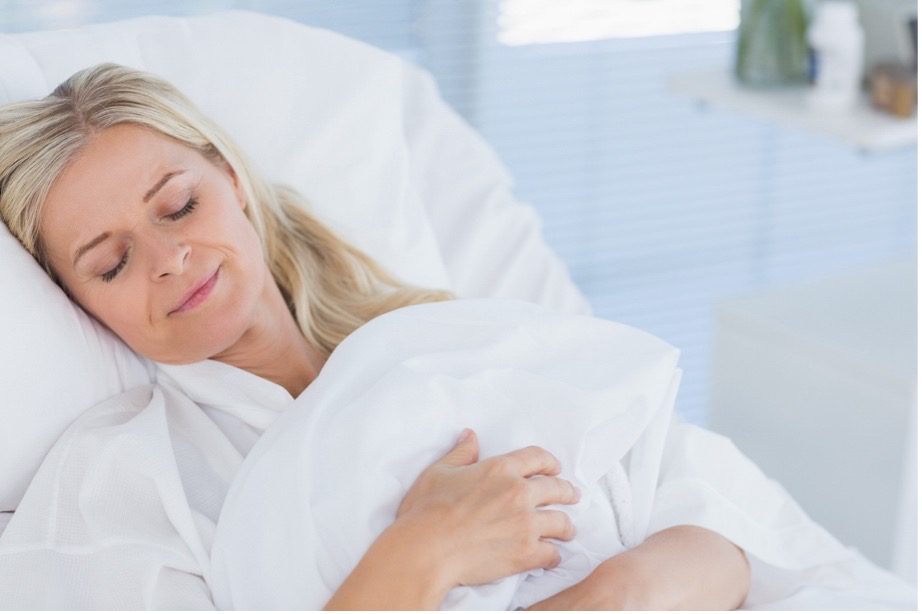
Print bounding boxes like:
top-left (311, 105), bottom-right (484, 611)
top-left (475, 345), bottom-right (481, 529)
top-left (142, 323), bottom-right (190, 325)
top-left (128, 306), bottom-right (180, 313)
top-left (668, 69), bottom-right (917, 153)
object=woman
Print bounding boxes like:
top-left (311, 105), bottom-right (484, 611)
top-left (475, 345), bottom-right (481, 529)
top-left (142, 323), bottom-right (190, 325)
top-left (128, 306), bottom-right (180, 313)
top-left (0, 63), bottom-right (750, 609)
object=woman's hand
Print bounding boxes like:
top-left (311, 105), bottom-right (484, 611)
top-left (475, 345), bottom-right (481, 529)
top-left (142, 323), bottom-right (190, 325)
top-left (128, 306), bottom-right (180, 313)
top-left (325, 429), bottom-right (580, 610)
top-left (394, 428), bottom-right (582, 590)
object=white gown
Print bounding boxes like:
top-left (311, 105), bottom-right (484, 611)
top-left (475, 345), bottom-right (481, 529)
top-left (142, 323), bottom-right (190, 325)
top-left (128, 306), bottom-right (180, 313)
top-left (0, 299), bottom-right (914, 609)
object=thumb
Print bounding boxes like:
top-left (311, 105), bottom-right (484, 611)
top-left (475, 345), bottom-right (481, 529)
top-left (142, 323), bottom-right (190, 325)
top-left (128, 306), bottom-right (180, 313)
top-left (439, 428), bottom-right (480, 467)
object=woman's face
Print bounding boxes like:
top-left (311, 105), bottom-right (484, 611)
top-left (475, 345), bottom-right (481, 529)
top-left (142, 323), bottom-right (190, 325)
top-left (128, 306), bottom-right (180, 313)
top-left (40, 123), bottom-right (268, 364)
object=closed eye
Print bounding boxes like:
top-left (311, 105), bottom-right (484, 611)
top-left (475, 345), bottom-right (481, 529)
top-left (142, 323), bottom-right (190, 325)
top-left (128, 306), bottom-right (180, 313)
top-left (101, 250), bottom-right (128, 283)
top-left (165, 196), bottom-right (198, 221)
top-left (100, 197), bottom-right (198, 283)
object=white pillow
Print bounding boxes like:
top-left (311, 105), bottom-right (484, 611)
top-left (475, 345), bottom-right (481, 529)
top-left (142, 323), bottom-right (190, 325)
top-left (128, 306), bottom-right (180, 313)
top-left (397, 65), bottom-right (593, 316)
top-left (0, 224), bottom-right (153, 512)
top-left (0, 9), bottom-right (590, 511)
top-left (0, 11), bottom-right (450, 291)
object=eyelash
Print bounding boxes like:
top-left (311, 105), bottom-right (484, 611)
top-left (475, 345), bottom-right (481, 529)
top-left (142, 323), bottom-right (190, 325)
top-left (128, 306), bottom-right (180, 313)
top-left (101, 197), bottom-right (198, 283)
top-left (165, 196), bottom-right (198, 221)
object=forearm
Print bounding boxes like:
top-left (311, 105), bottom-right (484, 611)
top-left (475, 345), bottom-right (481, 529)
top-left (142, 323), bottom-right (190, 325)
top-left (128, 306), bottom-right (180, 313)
top-left (528, 524), bottom-right (750, 610)
top-left (604, 524), bottom-right (750, 610)
top-left (324, 519), bottom-right (451, 610)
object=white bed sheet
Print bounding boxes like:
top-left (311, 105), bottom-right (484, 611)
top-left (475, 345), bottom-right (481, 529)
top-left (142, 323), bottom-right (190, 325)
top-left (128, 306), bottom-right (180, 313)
top-left (0, 300), bottom-right (914, 609)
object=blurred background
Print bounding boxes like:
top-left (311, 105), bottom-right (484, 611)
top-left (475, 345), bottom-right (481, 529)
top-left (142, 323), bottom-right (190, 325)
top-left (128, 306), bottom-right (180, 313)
top-left (3, 0), bottom-right (916, 588)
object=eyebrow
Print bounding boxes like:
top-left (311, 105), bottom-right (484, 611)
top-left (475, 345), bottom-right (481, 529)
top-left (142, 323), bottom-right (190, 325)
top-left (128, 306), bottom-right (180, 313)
top-left (143, 170), bottom-right (184, 204)
top-left (72, 170), bottom-right (186, 268)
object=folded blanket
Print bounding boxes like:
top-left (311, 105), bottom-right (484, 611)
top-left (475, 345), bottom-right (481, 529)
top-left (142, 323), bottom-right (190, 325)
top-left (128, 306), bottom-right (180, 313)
top-left (0, 299), bottom-right (914, 610)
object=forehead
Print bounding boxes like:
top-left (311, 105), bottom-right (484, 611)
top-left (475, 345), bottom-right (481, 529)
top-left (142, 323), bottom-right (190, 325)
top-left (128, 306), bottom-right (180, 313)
top-left (41, 125), bottom-right (195, 241)
top-left (42, 124), bottom-right (195, 219)
top-left (49, 124), bottom-right (190, 207)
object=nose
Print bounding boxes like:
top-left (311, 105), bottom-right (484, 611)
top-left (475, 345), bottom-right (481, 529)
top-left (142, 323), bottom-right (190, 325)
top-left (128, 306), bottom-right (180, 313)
top-left (147, 233), bottom-right (191, 279)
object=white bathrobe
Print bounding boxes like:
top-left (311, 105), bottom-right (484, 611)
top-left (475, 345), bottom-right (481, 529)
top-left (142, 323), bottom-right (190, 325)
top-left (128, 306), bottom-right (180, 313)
top-left (0, 299), bottom-right (914, 609)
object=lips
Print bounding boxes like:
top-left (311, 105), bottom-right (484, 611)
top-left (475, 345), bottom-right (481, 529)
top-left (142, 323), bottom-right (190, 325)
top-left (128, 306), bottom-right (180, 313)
top-left (170, 267), bottom-right (219, 316)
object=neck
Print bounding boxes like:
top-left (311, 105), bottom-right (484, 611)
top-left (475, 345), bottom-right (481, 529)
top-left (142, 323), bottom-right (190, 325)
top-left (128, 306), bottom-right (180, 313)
top-left (211, 270), bottom-right (324, 398)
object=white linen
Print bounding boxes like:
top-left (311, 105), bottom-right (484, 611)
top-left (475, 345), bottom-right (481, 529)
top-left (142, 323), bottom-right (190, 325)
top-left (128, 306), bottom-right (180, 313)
top-left (0, 221), bottom-right (154, 512)
top-left (0, 299), bottom-right (914, 610)
top-left (202, 298), bottom-right (912, 610)
top-left (399, 65), bottom-right (592, 316)
top-left (208, 298), bottom-right (681, 610)
top-left (0, 385), bottom-right (218, 609)
top-left (0, 356), bottom-right (291, 609)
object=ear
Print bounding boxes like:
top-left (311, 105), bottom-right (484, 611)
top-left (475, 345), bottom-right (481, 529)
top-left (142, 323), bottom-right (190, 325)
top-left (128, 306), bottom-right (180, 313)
top-left (223, 161), bottom-right (247, 211)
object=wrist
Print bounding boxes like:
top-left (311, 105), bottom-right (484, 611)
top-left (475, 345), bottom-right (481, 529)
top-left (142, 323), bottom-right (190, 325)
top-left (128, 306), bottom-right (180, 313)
top-left (384, 515), bottom-right (457, 602)
top-left (325, 518), bottom-right (452, 610)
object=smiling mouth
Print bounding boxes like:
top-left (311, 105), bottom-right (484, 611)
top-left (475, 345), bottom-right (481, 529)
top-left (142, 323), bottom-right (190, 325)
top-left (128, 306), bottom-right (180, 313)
top-left (170, 267), bottom-right (220, 316)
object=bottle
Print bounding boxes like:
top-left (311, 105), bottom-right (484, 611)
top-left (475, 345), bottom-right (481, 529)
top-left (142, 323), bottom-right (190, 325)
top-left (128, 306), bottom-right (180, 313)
top-left (735, 0), bottom-right (810, 87)
top-left (807, 0), bottom-right (865, 110)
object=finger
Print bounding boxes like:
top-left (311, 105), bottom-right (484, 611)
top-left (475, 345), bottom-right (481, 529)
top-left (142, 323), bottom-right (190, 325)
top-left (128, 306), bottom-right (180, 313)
top-left (505, 445), bottom-right (561, 478)
top-left (527, 476), bottom-right (581, 508)
top-left (534, 510), bottom-right (577, 542)
top-left (437, 428), bottom-right (480, 467)
top-left (533, 540), bottom-right (563, 571)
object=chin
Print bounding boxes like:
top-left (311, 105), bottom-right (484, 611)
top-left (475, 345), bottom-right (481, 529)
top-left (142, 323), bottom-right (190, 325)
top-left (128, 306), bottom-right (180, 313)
top-left (132, 316), bottom-right (244, 364)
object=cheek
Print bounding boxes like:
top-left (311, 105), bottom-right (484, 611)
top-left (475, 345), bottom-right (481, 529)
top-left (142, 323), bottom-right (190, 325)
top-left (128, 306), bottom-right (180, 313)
top-left (80, 284), bottom-right (150, 341)
top-left (225, 212), bottom-right (266, 274)
top-left (66, 206), bottom-right (265, 362)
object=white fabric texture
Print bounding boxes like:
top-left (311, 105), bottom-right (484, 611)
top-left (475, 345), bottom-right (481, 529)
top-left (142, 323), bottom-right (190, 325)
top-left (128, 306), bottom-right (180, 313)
top-left (1, 299), bottom-right (913, 609)
top-left (0, 224), bottom-right (153, 511)
top-left (398, 63), bottom-right (592, 316)
top-left (208, 298), bottom-right (681, 610)
top-left (0, 385), bottom-right (217, 609)
top-left (0, 10), bottom-right (589, 511)
top-left (207, 299), bottom-right (913, 610)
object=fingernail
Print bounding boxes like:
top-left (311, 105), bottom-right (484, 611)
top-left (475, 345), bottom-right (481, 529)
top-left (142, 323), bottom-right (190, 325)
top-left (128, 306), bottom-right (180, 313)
top-left (457, 428), bottom-right (472, 443)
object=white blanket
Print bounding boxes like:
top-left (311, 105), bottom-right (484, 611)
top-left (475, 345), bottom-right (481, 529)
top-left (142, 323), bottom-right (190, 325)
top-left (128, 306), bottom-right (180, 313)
top-left (0, 299), bottom-right (915, 609)
top-left (209, 299), bottom-right (684, 609)
top-left (206, 299), bottom-right (910, 610)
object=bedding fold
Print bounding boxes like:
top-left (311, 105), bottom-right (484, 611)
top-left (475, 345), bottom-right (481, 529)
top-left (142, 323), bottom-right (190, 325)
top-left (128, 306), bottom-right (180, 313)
top-left (207, 299), bottom-right (913, 610)
top-left (0, 386), bottom-right (218, 609)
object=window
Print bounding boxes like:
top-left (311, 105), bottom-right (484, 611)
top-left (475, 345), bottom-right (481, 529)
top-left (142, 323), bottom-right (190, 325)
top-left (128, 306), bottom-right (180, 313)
top-left (497, 0), bottom-right (740, 45)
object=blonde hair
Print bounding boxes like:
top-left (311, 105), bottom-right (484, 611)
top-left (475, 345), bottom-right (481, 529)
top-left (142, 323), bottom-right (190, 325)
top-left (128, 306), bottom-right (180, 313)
top-left (0, 63), bottom-right (454, 359)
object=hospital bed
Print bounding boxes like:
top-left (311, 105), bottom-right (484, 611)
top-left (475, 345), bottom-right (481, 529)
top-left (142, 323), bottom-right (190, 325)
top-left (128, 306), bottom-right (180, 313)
top-left (0, 10), bottom-right (914, 610)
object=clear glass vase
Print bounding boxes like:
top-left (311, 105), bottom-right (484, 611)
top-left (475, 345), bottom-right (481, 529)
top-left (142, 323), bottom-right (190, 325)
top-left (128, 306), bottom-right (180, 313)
top-left (735, 0), bottom-right (810, 87)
